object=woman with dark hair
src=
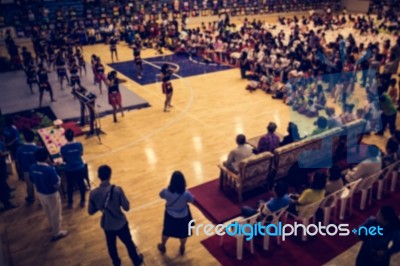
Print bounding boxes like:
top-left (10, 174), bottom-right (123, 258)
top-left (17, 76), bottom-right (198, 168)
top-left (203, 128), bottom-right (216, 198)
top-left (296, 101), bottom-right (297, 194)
top-left (94, 57), bottom-right (107, 95)
top-left (239, 50), bottom-right (249, 79)
top-left (158, 171), bottom-right (194, 255)
top-left (131, 43), bottom-right (143, 79)
top-left (325, 165), bottom-right (344, 195)
top-left (159, 64), bottom-right (177, 112)
top-left (107, 71), bottom-right (126, 123)
top-left (356, 206), bottom-right (400, 266)
top-left (37, 63), bottom-right (56, 107)
top-left (280, 122), bottom-right (300, 146)
top-left (90, 54), bottom-right (98, 85)
top-left (109, 34), bottom-right (119, 63)
top-left (55, 52), bottom-right (70, 90)
top-left (75, 49), bottom-right (86, 76)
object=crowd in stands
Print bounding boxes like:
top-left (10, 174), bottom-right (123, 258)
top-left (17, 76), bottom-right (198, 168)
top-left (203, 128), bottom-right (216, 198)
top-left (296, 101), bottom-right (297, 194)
top-left (1, 1), bottom-right (338, 32)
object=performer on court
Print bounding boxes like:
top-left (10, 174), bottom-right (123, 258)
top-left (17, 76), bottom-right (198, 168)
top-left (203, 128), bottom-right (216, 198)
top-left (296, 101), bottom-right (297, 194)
top-left (37, 64), bottom-right (55, 107)
top-left (75, 49), bottom-right (86, 76)
top-left (107, 71), bottom-right (126, 123)
top-left (55, 52), bottom-right (70, 90)
top-left (69, 59), bottom-right (81, 91)
top-left (90, 54), bottom-right (98, 85)
top-left (109, 34), bottom-right (119, 62)
top-left (47, 45), bottom-right (56, 71)
top-left (132, 43), bottom-right (143, 79)
top-left (94, 57), bottom-right (107, 94)
top-left (26, 60), bottom-right (38, 94)
top-left (160, 64), bottom-right (177, 112)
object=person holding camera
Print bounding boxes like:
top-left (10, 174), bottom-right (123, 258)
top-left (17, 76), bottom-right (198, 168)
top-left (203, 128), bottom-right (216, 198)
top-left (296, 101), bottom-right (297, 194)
top-left (107, 71), bottom-right (126, 123)
top-left (88, 165), bottom-right (143, 266)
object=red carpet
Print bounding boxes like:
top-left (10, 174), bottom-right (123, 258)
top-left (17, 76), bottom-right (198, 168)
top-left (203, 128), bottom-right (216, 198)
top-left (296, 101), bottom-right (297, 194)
top-left (189, 146), bottom-right (368, 224)
top-left (189, 179), bottom-right (271, 224)
top-left (201, 190), bottom-right (400, 266)
top-left (62, 121), bottom-right (84, 137)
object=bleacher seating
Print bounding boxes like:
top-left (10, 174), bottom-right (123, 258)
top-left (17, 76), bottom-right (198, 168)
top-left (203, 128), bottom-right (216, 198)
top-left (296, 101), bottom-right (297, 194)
top-left (0, 0), bottom-right (339, 34)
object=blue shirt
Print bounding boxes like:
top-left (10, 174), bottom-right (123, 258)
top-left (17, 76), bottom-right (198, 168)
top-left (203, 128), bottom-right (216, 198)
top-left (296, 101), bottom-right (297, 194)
top-left (60, 142), bottom-right (84, 171)
top-left (266, 194), bottom-right (291, 212)
top-left (160, 189), bottom-right (194, 218)
top-left (360, 217), bottom-right (400, 257)
top-left (16, 143), bottom-right (40, 172)
top-left (3, 125), bottom-right (20, 145)
top-left (30, 163), bottom-right (60, 195)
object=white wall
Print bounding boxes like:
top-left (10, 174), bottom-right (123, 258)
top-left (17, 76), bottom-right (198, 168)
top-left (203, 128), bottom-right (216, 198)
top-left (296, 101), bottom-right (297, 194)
top-left (341, 0), bottom-right (369, 13)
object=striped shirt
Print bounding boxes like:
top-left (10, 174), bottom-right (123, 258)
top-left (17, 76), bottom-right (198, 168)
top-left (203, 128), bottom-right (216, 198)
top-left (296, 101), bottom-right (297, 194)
top-left (257, 133), bottom-right (279, 153)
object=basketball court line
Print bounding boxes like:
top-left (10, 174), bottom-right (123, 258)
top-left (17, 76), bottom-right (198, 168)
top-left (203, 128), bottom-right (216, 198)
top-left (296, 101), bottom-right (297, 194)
top-left (85, 59), bottom-right (195, 162)
top-left (188, 55), bottom-right (220, 67)
top-left (86, 59), bottom-right (293, 163)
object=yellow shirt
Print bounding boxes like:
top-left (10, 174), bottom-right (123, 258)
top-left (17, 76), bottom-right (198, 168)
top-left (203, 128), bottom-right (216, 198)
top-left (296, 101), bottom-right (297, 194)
top-left (297, 189), bottom-right (325, 211)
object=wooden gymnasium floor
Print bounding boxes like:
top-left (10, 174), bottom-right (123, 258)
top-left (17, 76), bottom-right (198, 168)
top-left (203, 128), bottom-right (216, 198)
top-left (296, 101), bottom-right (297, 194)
top-left (1, 12), bottom-right (398, 266)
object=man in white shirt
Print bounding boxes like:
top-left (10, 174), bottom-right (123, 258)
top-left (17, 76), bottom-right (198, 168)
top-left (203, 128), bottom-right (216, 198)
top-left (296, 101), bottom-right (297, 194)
top-left (345, 145), bottom-right (382, 182)
top-left (224, 134), bottom-right (253, 173)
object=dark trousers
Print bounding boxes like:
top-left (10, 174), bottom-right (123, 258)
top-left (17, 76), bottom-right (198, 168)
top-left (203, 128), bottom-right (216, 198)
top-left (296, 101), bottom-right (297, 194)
top-left (356, 244), bottom-right (390, 266)
top-left (66, 167), bottom-right (86, 204)
top-left (361, 69), bottom-right (368, 87)
top-left (240, 66), bottom-right (247, 79)
top-left (7, 142), bottom-right (19, 161)
top-left (104, 223), bottom-right (142, 266)
top-left (80, 102), bottom-right (86, 126)
top-left (378, 112), bottom-right (397, 135)
top-left (0, 161), bottom-right (11, 207)
top-left (381, 73), bottom-right (392, 92)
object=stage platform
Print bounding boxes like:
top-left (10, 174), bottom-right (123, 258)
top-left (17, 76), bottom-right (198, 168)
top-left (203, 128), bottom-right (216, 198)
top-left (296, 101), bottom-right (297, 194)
top-left (0, 66), bottom-right (150, 121)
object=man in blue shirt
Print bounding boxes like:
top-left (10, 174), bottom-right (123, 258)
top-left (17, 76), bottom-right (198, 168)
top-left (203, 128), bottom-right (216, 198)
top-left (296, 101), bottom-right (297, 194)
top-left (60, 129), bottom-right (86, 209)
top-left (16, 129), bottom-right (39, 204)
top-left (356, 206), bottom-right (400, 266)
top-left (3, 117), bottom-right (20, 161)
top-left (30, 148), bottom-right (68, 241)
